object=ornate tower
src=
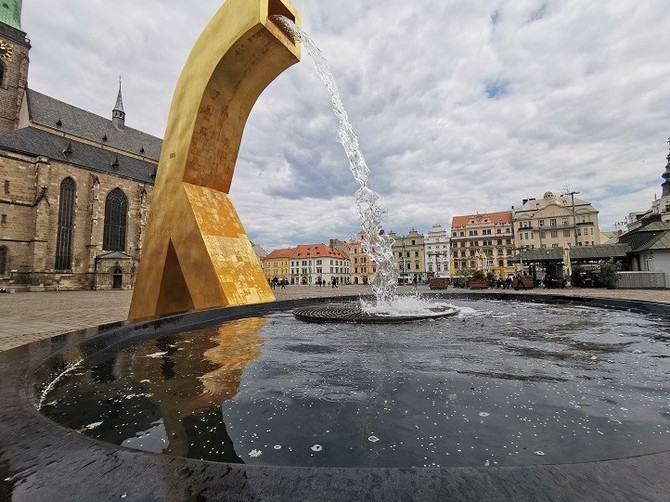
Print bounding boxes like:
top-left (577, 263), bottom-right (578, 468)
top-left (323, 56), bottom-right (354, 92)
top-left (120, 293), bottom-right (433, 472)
top-left (662, 137), bottom-right (670, 197)
top-left (0, 0), bottom-right (29, 134)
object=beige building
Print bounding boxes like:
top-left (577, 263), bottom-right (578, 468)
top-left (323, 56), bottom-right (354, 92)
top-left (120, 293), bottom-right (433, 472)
top-left (346, 230), bottom-right (377, 285)
top-left (450, 211), bottom-right (515, 277)
top-left (0, 4), bottom-right (159, 290)
top-left (513, 192), bottom-right (601, 252)
top-left (262, 247), bottom-right (294, 283)
top-left (389, 228), bottom-right (426, 283)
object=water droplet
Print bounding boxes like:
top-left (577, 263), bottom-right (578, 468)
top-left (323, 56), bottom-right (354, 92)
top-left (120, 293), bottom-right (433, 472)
top-left (274, 445), bottom-right (282, 450)
top-left (311, 444), bottom-right (323, 452)
top-left (534, 450), bottom-right (545, 456)
top-left (368, 435), bottom-right (379, 443)
top-left (479, 412), bottom-right (490, 417)
top-left (249, 449), bottom-right (262, 457)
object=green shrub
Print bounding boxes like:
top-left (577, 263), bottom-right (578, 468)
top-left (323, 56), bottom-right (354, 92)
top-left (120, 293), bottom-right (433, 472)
top-left (597, 259), bottom-right (622, 289)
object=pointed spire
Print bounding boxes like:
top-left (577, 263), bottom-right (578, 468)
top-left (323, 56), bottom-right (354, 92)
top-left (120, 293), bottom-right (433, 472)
top-left (112, 75), bottom-right (126, 129)
top-left (661, 137), bottom-right (670, 197)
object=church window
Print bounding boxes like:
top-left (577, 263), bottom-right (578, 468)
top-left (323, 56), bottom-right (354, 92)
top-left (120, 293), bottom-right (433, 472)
top-left (0, 62), bottom-right (5, 89)
top-left (55, 177), bottom-right (76, 270)
top-left (3, 180), bottom-right (8, 194)
top-left (0, 246), bottom-right (7, 275)
top-left (103, 188), bottom-right (128, 252)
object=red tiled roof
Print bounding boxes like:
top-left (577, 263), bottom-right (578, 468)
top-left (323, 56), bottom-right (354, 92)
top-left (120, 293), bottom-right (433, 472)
top-left (264, 247), bottom-right (297, 260)
top-left (292, 243), bottom-right (349, 260)
top-left (451, 211), bottom-right (513, 228)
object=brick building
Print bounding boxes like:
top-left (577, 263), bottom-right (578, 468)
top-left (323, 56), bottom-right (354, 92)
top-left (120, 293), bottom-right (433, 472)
top-left (0, 2), bottom-right (159, 290)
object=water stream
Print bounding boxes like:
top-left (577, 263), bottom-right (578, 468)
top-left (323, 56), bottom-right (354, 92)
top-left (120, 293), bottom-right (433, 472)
top-left (271, 16), bottom-right (400, 307)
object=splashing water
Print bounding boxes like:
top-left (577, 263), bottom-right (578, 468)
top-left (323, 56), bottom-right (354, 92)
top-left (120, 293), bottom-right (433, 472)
top-left (271, 16), bottom-right (399, 306)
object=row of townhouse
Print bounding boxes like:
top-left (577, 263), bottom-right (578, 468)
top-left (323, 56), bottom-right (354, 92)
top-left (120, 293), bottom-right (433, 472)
top-left (262, 241), bottom-right (351, 286)
top-left (260, 191), bottom-right (603, 284)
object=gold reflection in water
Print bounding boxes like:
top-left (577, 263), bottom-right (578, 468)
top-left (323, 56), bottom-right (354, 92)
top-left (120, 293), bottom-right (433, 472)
top-left (132, 317), bottom-right (267, 456)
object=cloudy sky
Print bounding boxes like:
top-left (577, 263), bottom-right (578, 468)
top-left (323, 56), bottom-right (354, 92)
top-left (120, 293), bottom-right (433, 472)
top-left (21, 1), bottom-right (670, 252)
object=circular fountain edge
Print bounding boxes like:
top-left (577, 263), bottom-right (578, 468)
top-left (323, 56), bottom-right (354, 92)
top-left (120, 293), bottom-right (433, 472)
top-left (2, 293), bottom-right (670, 501)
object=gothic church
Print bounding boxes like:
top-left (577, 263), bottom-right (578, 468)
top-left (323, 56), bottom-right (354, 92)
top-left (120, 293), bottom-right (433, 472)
top-left (0, 1), bottom-right (158, 290)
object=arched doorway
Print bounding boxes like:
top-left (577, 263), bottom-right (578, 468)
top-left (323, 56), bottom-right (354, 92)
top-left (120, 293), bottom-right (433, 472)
top-left (112, 267), bottom-right (123, 289)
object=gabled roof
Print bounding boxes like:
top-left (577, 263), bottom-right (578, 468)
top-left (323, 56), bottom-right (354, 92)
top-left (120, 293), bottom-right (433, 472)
top-left (451, 211), bottom-right (513, 228)
top-left (26, 89), bottom-right (162, 161)
top-left (292, 243), bottom-right (349, 260)
top-left (264, 247), bottom-right (297, 260)
top-left (0, 127), bottom-right (155, 183)
top-left (618, 218), bottom-right (670, 252)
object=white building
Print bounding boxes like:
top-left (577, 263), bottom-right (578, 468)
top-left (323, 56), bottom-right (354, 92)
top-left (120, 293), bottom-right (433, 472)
top-left (424, 224), bottom-right (450, 278)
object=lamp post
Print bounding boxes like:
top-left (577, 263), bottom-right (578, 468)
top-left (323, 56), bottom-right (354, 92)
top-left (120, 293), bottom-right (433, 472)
top-left (563, 189), bottom-right (580, 246)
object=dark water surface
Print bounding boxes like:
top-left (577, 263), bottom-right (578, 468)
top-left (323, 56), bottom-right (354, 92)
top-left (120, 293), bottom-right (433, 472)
top-left (40, 299), bottom-right (670, 468)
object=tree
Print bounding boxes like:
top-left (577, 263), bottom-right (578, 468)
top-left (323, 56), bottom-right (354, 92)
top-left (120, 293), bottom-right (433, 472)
top-left (597, 259), bottom-right (622, 289)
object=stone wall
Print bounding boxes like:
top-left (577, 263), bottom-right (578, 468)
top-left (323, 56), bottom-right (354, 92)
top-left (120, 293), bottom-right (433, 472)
top-left (0, 150), bottom-right (152, 289)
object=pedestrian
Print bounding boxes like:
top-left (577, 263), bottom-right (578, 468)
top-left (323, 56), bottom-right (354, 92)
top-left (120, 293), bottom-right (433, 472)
top-left (515, 271), bottom-right (527, 290)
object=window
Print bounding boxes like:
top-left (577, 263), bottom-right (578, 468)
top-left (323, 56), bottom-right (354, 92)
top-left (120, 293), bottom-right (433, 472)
top-left (538, 220), bottom-right (545, 227)
top-left (540, 231), bottom-right (546, 238)
top-left (551, 230), bottom-right (558, 238)
top-left (563, 229), bottom-right (571, 237)
top-left (0, 246), bottom-right (7, 275)
top-left (55, 177), bottom-right (76, 270)
top-left (550, 219), bottom-right (557, 226)
top-left (3, 180), bottom-right (8, 194)
top-left (0, 214), bottom-right (5, 225)
top-left (103, 188), bottom-right (128, 251)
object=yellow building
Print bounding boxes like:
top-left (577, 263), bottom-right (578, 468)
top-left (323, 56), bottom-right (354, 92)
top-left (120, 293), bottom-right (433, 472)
top-left (262, 247), bottom-right (295, 283)
top-left (513, 192), bottom-right (601, 252)
top-left (389, 228), bottom-right (426, 283)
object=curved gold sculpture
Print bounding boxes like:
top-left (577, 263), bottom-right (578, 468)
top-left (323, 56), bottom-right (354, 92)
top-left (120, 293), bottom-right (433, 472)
top-left (129, 0), bottom-right (301, 320)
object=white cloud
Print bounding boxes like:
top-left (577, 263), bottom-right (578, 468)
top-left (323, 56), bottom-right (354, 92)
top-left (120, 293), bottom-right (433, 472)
top-left (21, 0), bottom-right (670, 252)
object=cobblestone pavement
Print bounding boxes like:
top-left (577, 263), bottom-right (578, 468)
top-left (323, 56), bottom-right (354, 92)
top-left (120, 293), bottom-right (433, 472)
top-left (2, 285), bottom-right (670, 352)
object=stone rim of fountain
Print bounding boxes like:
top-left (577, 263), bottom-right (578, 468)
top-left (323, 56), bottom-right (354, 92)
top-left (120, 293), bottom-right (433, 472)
top-left (2, 293), bottom-right (670, 500)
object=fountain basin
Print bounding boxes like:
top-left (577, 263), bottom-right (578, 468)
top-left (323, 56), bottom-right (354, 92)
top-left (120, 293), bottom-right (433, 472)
top-left (2, 293), bottom-right (670, 500)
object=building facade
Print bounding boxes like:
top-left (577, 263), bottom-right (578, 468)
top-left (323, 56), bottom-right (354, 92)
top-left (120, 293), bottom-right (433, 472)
top-left (261, 247), bottom-right (294, 283)
top-left (513, 192), bottom-right (601, 252)
top-left (450, 211), bottom-right (515, 277)
top-left (289, 243), bottom-right (350, 286)
top-left (389, 228), bottom-right (426, 283)
top-left (346, 231), bottom-right (377, 285)
top-left (423, 224), bottom-right (450, 278)
top-left (0, 4), bottom-right (159, 290)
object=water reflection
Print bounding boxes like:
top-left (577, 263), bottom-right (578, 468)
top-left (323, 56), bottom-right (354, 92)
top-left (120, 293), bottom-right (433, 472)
top-left (42, 317), bottom-right (267, 462)
top-left (40, 301), bottom-right (670, 468)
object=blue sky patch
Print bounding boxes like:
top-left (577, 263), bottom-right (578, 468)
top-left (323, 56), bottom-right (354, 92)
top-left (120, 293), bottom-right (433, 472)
top-left (486, 80), bottom-right (509, 99)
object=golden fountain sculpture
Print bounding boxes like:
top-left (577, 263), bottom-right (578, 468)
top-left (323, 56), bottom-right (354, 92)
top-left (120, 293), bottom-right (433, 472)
top-left (129, 0), bottom-right (301, 320)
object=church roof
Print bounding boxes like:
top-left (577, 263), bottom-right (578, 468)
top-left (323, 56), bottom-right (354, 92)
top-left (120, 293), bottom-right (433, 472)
top-left (25, 89), bottom-right (162, 161)
top-left (0, 127), bottom-right (155, 183)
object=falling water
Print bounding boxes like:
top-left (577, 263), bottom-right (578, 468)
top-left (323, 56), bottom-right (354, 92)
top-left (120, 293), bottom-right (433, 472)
top-left (271, 16), bottom-right (399, 306)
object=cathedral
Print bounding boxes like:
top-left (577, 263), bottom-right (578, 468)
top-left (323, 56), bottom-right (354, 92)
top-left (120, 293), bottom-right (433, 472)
top-left (0, 1), bottom-right (159, 290)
